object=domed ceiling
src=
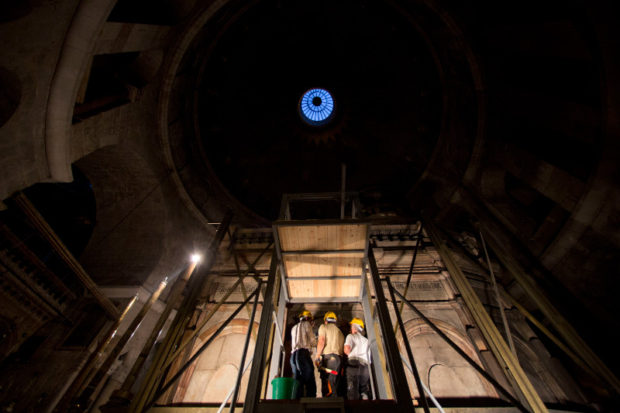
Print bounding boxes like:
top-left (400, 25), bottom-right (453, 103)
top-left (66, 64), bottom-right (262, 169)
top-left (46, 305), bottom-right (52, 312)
top-left (165, 0), bottom-right (457, 222)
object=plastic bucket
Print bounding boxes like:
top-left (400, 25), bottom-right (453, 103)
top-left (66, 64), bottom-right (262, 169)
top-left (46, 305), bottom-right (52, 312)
top-left (271, 377), bottom-right (299, 399)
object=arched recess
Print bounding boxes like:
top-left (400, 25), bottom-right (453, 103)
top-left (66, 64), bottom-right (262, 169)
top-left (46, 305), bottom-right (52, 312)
top-left (399, 317), bottom-right (498, 399)
top-left (171, 319), bottom-right (259, 404)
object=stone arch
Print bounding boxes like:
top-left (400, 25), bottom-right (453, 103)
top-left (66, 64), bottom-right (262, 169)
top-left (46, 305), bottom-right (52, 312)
top-left (45, 0), bottom-right (118, 182)
top-left (172, 319), bottom-right (260, 403)
top-left (0, 66), bottom-right (21, 128)
top-left (400, 317), bottom-right (498, 398)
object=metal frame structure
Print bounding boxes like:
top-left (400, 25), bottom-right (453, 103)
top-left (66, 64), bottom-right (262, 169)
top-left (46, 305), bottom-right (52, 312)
top-left (243, 252), bottom-right (279, 413)
top-left (388, 284), bottom-right (529, 413)
top-left (127, 212), bottom-right (234, 412)
top-left (103, 194), bottom-right (570, 413)
top-left (386, 277), bottom-right (431, 413)
top-left (424, 217), bottom-right (548, 412)
top-left (278, 192), bottom-right (362, 221)
top-left (238, 195), bottom-right (422, 412)
top-left (366, 248), bottom-right (416, 412)
top-left (145, 285), bottom-right (261, 410)
top-left (240, 194), bottom-right (542, 413)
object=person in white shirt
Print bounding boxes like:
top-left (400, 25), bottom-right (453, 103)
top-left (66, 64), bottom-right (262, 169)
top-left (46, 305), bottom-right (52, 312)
top-left (290, 310), bottom-right (317, 398)
top-left (343, 317), bottom-right (371, 400)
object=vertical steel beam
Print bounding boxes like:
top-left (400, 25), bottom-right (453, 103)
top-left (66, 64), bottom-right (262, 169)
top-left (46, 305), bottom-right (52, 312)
top-left (367, 248), bottom-right (415, 412)
top-left (484, 228), bottom-right (620, 394)
top-left (145, 288), bottom-right (260, 409)
top-left (272, 226), bottom-right (291, 301)
top-left (424, 217), bottom-right (548, 412)
top-left (129, 211), bottom-right (232, 412)
top-left (76, 277), bottom-right (169, 408)
top-left (360, 270), bottom-right (389, 399)
top-left (266, 279), bottom-right (287, 397)
top-left (53, 295), bottom-right (138, 412)
top-left (119, 262), bottom-right (199, 395)
top-left (457, 188), bottom-right (620, 393)
top-left (386, 277), bottom-right (430, 413)
top-left (231, 282), bottom-right (261, 413)
top-left (479, 230), bottom-right (516, 356)
top-left (395, 226), bottom-right (423, 335)
top-left (243, 251), bottom-right (279, 413)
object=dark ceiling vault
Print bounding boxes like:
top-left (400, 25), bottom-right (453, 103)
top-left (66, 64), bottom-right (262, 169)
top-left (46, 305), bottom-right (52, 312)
top-left (169, 0), bottom-right (446, 221)
top-left (1, 0), bottom-right (619, 408)
top-left (158, 0), bottom-right (619, 375)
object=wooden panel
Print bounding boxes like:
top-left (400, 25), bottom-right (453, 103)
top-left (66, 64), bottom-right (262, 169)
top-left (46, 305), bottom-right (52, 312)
top-left (283, 253), bottom-right (363, 277)
top-left (278, 224), bottom-right (367, 251)
top-left (287, 279), bottom-right (361, 298)
top-left (277, 223), bottom-right (367, 299)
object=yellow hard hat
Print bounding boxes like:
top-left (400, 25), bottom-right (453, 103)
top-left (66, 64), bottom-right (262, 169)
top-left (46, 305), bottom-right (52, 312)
top-left (350, 318), bottom-right (365, 330)
top-left (324, 311), bottom-right (337, 322)
top-left (299, 310), bottom-right (312, 320)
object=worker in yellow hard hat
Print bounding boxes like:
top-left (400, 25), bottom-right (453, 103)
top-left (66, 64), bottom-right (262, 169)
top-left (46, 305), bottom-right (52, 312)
top-left (290, 310), bottom-right (317, 398)
top-left (344, 317), bottom-right (371, 400)
top-left (315, 311), bottom-right (344, 397)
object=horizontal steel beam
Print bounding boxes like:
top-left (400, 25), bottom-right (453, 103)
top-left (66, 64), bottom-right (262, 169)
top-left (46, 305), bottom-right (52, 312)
top-left (281, 249), bottom-right (365, 255)
top-left (288, 296), bottom-right (361, 303)
top-left (273, 218), bottom-right (369, 227)
top-left (286, 275), bottom-right (362, 280)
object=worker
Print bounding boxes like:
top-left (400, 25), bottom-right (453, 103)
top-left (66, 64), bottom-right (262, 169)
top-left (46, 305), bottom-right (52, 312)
top-left (290, 310), bottom-right (317, 398)
top-left (344, 317), bottom-right (371, 400)
top-left (315, 311), bottom-right (344, 397)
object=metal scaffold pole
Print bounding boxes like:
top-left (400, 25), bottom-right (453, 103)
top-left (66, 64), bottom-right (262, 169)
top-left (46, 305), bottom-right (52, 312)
top-left (367, 247), bottom-right (416, 412)
top-left (424, 216), bottom-right (548, 413)
top-left (129, 211), bottom-right (233, 412)
top-left (243, 251), bottom-right (279, 413)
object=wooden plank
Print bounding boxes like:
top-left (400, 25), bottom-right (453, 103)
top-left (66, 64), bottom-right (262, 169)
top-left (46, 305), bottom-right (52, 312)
top-left (283, 253), bottom-right (363, 277)
top-left (277, 224), bottom-right (367, 251)
top-left (287, 279), bottom-right (361, 298)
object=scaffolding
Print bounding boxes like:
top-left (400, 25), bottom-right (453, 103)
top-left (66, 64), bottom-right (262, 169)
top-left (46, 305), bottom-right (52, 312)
top-left (69, 192), bottom-right (620, 413)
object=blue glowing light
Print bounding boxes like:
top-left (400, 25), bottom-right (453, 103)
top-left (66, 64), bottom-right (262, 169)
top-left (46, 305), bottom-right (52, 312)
top-left (300, 88), bottom-right (334, 125)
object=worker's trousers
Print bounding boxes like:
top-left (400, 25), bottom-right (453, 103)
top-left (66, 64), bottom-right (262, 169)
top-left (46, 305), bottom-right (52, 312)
top-left (320, 353), bottom-right (341, 397)
top-left (290, 348), bottom-right (316, 398)
top-left (346, 359), bottom-right (370, 400)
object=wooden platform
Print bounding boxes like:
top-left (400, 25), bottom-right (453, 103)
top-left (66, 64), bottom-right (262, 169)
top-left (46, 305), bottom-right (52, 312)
top-left (274, 222), bottom-right (368, 301)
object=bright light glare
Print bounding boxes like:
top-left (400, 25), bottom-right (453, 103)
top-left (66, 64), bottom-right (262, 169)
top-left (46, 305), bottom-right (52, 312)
top-left (190, 253), bottom-right (202, 263)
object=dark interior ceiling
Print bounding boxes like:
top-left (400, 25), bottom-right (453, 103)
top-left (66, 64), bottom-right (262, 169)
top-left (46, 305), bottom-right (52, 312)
top-left (1, 0), bottom-right (619, 406)
top-left (155, 0), bottom-right (620, 379)
top-left (166, 0), bottom-right (606, 225)
top-left (190, 0), bottom-right (443, 220)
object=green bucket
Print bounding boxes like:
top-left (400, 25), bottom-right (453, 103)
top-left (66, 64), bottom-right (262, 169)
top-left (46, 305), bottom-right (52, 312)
top-left (271, 377), bottom-right (299, 399)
